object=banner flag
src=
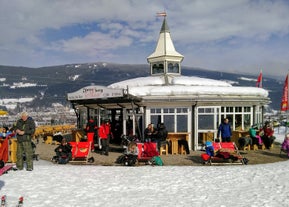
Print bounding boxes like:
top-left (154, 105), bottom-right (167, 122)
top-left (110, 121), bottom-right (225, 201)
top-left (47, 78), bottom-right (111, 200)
top-left (256, 70), bottom-right (262, 88)
top-left (281, 74), bottom-right (289, 111)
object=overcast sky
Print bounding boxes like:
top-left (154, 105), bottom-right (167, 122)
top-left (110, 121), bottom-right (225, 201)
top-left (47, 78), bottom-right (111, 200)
top-left (1, 0), bottom-right (289, 77)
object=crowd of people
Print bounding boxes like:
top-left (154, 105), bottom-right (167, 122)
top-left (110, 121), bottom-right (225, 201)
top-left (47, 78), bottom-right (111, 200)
top-left (2, 112), bottom-right (288, 171)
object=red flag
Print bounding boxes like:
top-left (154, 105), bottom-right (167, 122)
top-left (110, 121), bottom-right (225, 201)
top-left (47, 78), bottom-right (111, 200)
top-left (256, 70), bottom-right (262, 88)
top-left (281, 74), bottom-right (289, 111)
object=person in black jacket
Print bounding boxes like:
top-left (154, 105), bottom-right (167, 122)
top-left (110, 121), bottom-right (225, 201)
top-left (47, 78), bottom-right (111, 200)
top-left (53, 138), bottom-right (72, 164)
top-left (156, 123), bottom-right (169, 152)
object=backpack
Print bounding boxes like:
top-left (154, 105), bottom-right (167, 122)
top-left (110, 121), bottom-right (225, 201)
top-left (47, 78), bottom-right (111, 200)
top-left (151, 156), bottom-right (163, 166)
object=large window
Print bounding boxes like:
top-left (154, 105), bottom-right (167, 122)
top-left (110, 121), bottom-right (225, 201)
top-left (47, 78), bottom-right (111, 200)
top-left (167, 62), bottom-right (180, 73)
top-left (220, 106), bottom-right (252, 130)
top-left (150, 107), bottom-right (189, 132)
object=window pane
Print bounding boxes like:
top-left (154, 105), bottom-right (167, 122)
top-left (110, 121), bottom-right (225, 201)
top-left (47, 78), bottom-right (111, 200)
top-left (168, 63), bottom-right (173, 73)
top-left (173, 64), bottom-right (179, 73)
top-left (235, 107), bottom-right (242, 113)
top-left (244, 107), bottom-right (251, 112)
top-left (164, 115), bottom-right (174, 132)
top-left (177, 108), bottom-right (188, 113)
top-left (235, 114), bottom-right (242, 130)
top-left (226, 107), bottom-right (233, 112)
top-left (198, 115), bottom-right (214, 130)
top-left (151, 115), bottom-right (159, 127)
top-left (198, 108), bottom-right (204, 113)
top-left (244, 114), bottom-right (251, 130)
top-left (177, 115), bottom-right (187, 132)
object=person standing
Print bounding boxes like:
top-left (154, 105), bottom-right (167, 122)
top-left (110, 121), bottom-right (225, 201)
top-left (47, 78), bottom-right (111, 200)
top-left (85, 117), bottom-right (98, 151)
top-left (98, 120), bottom-right (109, 156)
top-left (217, 118), bottom-right (232, 142)
top-left (15, 112), bottom-right (36, 171)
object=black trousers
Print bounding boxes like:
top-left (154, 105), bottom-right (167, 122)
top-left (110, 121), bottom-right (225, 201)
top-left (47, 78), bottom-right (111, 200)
top-left (101, 138), bottom-right (109, 154)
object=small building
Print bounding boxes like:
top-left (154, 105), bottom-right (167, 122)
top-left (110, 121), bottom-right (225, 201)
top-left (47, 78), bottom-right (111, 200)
top-left (67, 16), bottom-right (270, 150)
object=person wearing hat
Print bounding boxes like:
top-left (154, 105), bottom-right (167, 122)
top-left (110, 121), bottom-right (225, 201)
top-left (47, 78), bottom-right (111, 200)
top-left (15, 111), bottom-right (36, 171)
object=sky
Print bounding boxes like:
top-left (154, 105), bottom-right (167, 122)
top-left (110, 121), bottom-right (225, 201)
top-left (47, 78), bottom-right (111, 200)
top-left (1, 127), bottom-right (288, 206)
top-left (1, 0), bottom-right (289, 77)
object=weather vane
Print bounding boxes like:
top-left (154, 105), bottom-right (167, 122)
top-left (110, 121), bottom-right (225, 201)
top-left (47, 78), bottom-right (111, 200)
top-left (156, 11), bottom-right (167, 17)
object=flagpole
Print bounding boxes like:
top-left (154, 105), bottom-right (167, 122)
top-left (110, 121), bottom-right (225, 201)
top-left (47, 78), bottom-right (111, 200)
top-left (285, 71), bottom-right (289, 134)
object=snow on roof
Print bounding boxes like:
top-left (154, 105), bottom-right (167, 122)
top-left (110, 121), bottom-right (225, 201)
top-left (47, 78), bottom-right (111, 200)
top-left (108, 75), bottom-right (268, 98)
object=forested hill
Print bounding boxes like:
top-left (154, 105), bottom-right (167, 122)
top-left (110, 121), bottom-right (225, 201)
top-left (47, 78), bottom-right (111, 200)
top-left (0, 63), bottom-right (283, 111)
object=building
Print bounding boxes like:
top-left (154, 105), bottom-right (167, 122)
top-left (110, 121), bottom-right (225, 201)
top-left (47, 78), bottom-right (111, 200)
top-left (67, 16), bottom-right (270, 150)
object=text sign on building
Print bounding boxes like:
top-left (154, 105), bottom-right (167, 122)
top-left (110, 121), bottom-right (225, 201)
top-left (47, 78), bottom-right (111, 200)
top-left (67, 85), bottom-right (123, 100)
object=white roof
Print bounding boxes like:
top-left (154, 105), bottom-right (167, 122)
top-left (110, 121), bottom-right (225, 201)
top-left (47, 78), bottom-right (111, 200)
top-left (108, 75), bottom-right (268, 98)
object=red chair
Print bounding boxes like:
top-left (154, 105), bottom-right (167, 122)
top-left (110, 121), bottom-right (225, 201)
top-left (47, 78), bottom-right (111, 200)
top-left (69, 141), bottom-right (91, 163)
top-left (136, 142), bottom-right (158, 163)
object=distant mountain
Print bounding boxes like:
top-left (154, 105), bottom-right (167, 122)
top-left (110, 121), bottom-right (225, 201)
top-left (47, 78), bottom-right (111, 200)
top-left (0, 63), bottom-right (284, 112)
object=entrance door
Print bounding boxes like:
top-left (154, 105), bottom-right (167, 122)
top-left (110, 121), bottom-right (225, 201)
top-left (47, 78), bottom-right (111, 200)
top-left (196, 106), bottom-right (220, 150)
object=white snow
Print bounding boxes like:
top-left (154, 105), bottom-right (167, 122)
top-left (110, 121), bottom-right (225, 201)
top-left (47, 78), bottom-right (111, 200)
top-left (1, 127), bottom-right (288, 206)
top-left (108, 76), bottom-right (269, 98)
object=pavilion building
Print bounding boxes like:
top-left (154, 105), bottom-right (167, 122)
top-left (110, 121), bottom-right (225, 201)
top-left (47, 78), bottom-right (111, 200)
top-left (67, 17), bottom-right (270, 150)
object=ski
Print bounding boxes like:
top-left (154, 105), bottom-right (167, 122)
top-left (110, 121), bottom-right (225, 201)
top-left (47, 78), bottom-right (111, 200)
top-left (1, 195), bottom-right (6, 207)
top-left (16, 196), bottom-right (23, 207)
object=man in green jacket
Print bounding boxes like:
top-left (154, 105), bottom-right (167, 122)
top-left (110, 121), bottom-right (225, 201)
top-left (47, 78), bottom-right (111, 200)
top-left (15, 112), bottom-right (36, 171)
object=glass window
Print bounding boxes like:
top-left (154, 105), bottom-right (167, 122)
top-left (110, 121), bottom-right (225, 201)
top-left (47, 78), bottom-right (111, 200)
top-left (244, 107), bottom-right (251, 112)
top-left (235, 107), bottom-right (242, 113)
top-left (173, 63), bottom-right (179, 73)
top-left (152, 64), bottom-right (158, 74)
top-left (198, 115), bottom-right (214, 130)
top-left (244, 114), bottom-right (251, 130)
top-left (235, 114), bottom-right (242, 130)
top-left (226, 107), bottom-right (233, 112)
top-left (151, 115), bottom-right (159, 127)
top-left (164, 115), bottom-right (174, 132)
top-left (198, 108), bottom-right (204, 113)
top-left (158, 64), bottom-right (164, 73)
top-left (168, 63), bottom-right (173, 73)
top-left (177, 115), bottom-right (187, 132)
top-left (177, 108), bottom-right (188, 113)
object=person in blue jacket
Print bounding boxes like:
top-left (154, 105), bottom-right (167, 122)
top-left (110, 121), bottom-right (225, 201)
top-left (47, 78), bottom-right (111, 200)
top-left (217, 118), bottom-right (232, 142)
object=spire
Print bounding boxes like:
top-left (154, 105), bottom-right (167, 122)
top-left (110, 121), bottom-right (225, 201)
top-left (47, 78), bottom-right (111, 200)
top-left (160, 18), bottom-right (170, 33)
top-left (147, 14), bottom-right (184, 76)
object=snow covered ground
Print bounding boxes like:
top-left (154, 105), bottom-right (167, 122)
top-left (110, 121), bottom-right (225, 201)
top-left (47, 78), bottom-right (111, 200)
top-left (1, 127), bottom-right (289, 207)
